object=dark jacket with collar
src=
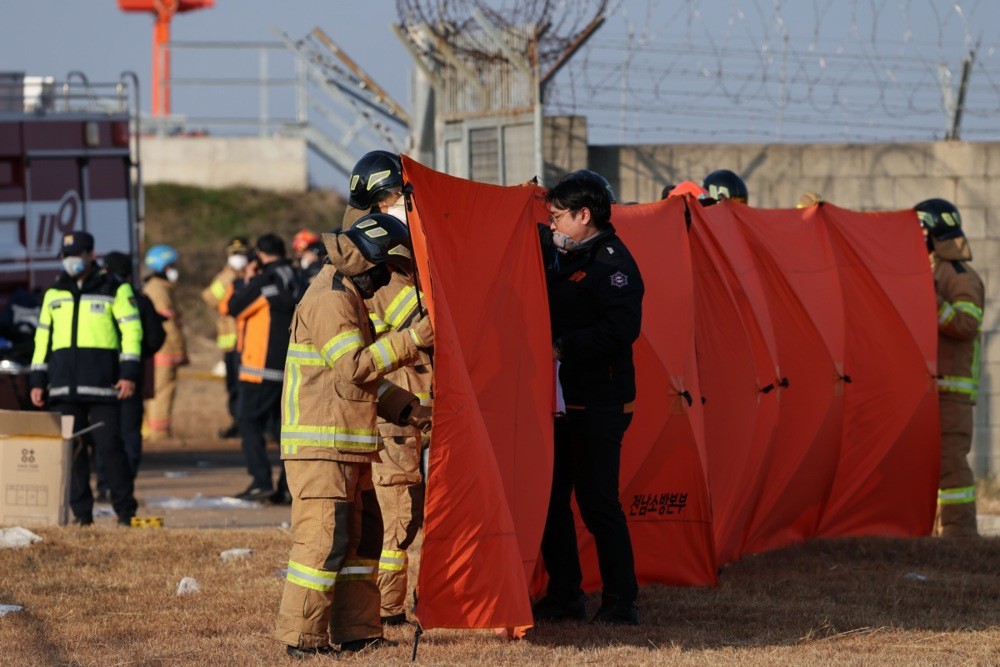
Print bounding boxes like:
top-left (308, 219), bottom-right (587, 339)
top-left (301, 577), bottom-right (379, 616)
top-left (540, 224), bottom-right (644, 406)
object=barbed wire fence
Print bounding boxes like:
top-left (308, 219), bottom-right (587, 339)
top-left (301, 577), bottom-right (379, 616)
top-left (547, 0), bottom-right (1000, 144)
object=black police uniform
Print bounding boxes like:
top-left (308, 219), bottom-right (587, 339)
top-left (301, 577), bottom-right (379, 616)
top-left (538, 223), bottom-right (644, 615)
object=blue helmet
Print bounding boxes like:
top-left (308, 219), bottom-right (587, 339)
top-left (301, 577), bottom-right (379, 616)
top-left (145, 245), bottom-right (179, 274)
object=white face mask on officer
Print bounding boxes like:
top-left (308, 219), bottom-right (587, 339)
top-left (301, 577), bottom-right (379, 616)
top-left (165, 267), bottom-right (180, 283)
top-left (62, 256), bottom-right (86, 277)
top-left (227, 254), bottom-right (248, 271)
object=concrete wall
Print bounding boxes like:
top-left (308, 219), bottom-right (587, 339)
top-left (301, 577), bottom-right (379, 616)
top-left (590, 141), bottom-right (1000, 480)
top-left (143, 136), bottom-right (308, 192)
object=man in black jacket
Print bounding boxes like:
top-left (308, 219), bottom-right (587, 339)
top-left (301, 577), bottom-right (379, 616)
top-left (227, 234), bottom-right (303, 501)
top-left (534, 171), bottom-right (645, 626)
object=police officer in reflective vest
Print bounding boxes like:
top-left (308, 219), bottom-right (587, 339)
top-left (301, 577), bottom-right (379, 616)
top-left (534, 171), bottom-right (645, 626)
top-left (274, 214), bottom-right (433, 657)
top-left (916, 198), bottom-right (985, 537)
top-left (29, 231), bottom-right (141, 526)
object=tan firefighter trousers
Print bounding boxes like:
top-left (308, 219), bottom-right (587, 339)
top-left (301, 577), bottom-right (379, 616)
top-left (372, 434), bottom-right (424, 618)
top-left (145, 363), bottom-right (177, 436)
top-left (274, 459), bottom-right (384, 648)
top-left (936, 396), bottom-right (978, 537)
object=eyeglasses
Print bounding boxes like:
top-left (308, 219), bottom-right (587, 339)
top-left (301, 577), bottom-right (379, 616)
top-left (547, 208), bottom-right (577, 226)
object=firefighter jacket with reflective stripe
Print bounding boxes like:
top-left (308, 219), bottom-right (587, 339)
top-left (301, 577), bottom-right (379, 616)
top-left (29, 269), bottom-right (142, 403)
top-left (932, 252), bottom-right (984, 403)
top-left (281, 264), bottom-right (424, 463)
top-left (201, 265), bottom-right (239, 351)
top-left (229, 259), bottom-right (302, 384)
top-left (540, 224), bottom-right (645, 406)
top-left (366, 271), bottom-right (433, 438)
top-left (143, 275), bottom-right (187, 366)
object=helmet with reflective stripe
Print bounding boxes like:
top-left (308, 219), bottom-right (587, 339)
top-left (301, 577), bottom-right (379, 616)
top-left (348, 151), bottom-right (403, 210)
top-left (703, 169), bottom-right (748, 203)
top-left (145, 245), bottom-right (179, 273)
top-left (564, 169), bottom-right (617, 204)
top-left (915, 198), bottom-right (964, 241)
top-left (344, 213), bottom-right (413, 274)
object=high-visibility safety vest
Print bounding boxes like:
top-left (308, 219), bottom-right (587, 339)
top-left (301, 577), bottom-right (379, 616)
top-left (932, 252), bottom-right (984, 403)
top-left (30, 269), bottom-right (143, 403)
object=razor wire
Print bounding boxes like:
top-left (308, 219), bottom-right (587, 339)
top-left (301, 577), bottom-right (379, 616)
top-left (545, 0), bottom-right (1000, 144)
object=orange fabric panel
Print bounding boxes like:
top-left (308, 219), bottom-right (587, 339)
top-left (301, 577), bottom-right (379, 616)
top-left (687, 200), bottom-right (780, 565)
top-left (733, 205), bottom-right (844, 553)
top-left (816, 205), bottom-right (939, 537)
top-left (402, 157), bottom-right (553, 630)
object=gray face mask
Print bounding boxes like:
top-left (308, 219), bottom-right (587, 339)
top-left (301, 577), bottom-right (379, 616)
top-left (62, 256), bottom-right (86, 277)
top-left (551, 231), bottom-right (582, 254)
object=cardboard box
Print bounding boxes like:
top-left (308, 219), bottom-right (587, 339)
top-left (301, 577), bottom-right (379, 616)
top-left (0, 410), bottom-right (72, 527)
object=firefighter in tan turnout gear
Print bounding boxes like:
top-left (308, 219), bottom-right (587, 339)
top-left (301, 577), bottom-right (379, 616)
top-left (916, 198), bottom-right (984, 537)
top-left (274, 213), bottom-right (434, 658)
top-left (346, 150), bottom-right (432, 625)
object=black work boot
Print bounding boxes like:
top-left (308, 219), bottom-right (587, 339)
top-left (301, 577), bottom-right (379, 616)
top-left (592, 602), bottom-right (639, 626)
top-left (381, 612), bottom-right (408, 626)
top-left (531, 594), bottom-right (587, 622)
top-left (339, 637), bottom-right (397, 653)
top-left (285, 644), bottom-right (336, 659)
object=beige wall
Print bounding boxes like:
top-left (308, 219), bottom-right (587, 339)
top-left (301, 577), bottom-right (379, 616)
top-left (143, 136), bottom-right (308, 192)
top-left (590, 141), bottom-right (1000, 480)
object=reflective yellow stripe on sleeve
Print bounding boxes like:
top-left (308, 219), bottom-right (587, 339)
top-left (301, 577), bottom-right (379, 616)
top-left (385, 286), bottom-right (418, 329)
top-left (368, 338), bottom-right (399, 373)
top-left (937, 301), bottom-right (955, 326)
top-left (210, 280), bottom-right (226, 301)
top-left (320, 330), bottom-right (364, 365)
top-left (938, 485), bottom-right (976, 505)
top-left (952, 300), bottom-right (983, 325)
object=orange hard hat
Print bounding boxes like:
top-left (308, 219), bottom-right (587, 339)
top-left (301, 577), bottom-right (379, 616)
top-left (292, 228), bottom-right (320, 253)
top-left (668, 180), bottom-right (709, 199)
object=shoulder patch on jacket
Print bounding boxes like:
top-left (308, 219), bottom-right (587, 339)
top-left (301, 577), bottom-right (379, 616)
top-left (950, 260), bottom-right (967, 274)
top-left (610, 271), bottom-right (629, 288)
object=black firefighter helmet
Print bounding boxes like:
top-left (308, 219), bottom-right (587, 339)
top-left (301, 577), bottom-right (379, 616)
top-left (915, 198), bottom-right (964, 242)
top-left (344, 213), bottom-right (413, 275)
top-left (703, 169), bottom-right (748, 203)
top-left (348, 150), bottom-right (403, 211)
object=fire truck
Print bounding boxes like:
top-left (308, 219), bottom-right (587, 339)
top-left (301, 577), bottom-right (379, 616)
top-left (0, 71), bottom-right (142, 407)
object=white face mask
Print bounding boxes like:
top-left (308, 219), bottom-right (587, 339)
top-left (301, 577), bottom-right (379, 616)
top-left (227, 254), bottom-right (248, 271)
top-left (165, 267), bottom-right (180, 283)
top-left (300, 256), bottom-right (313, 270)
top-left (62, 256), bottom-right (86, 277)
top-left (387, 196), bottom-right (408, 226)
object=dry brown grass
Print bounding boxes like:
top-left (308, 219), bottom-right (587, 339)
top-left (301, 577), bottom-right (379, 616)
top-left (2, 528), bottom-right (999, 666)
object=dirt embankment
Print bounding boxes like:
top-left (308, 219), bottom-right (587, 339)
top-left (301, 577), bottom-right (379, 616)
top-left (144, 184), bottom-right (347, 340)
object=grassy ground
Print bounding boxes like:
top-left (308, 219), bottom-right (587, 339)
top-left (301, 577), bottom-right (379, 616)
top-left (1, 528), bottom-right (999, 665)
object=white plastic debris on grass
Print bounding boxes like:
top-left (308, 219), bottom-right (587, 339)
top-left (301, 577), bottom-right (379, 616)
top-left (145, 494), bottom-right (260, 510)
top-left (0, 604), bottom-right (25, 616)
top-left (93, 505), bottom-right (115, 517)
top-left (220, 548), bottom-right (253, 563)
top-left (0, 527), bottom-right (42, 549)
top-left (176, 577), bottom-right (201, 596)
top-left (903, 572), bottom-right (928, 582)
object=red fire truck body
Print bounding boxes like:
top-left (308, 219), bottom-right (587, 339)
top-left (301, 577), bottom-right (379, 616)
top-left (0, 72), bottom-right (142, 300)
